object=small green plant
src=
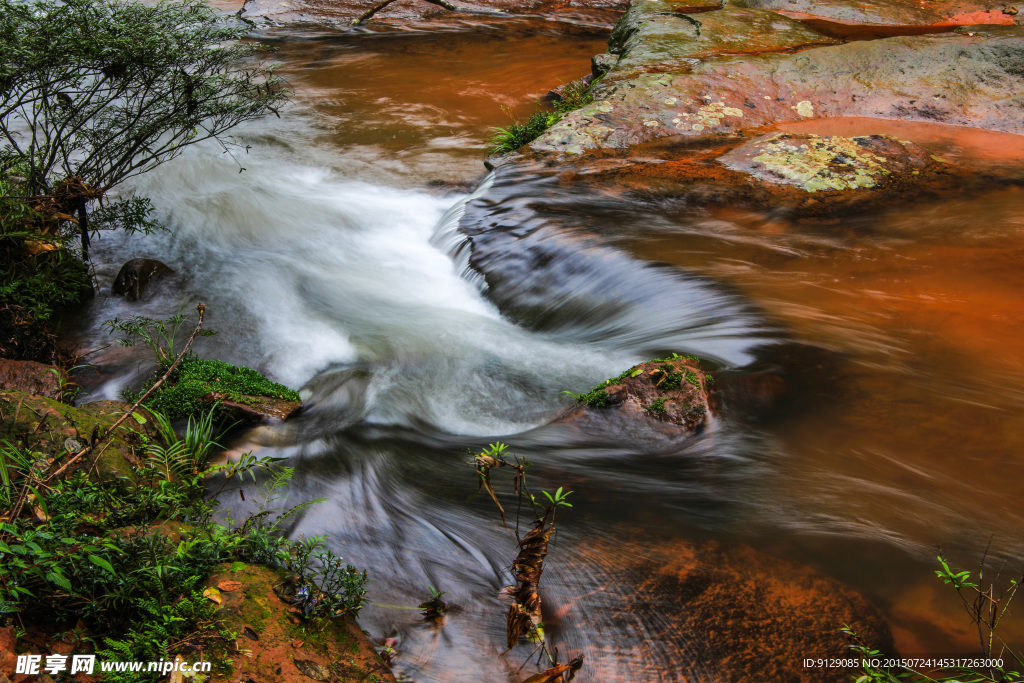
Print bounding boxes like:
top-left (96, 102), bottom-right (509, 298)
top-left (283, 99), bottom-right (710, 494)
top-left (418, 585), bottom-right (449, 620)
top-left (487, 77), bottom-right (596, 154)
top-left (541, 487), bottom-right (573, 509)
top-left (469, 442), bottom-right (584, 678)
top-left (846, 551), bottom-right (1023, 683)
top-left (646, 397), bottom-right (668, 414)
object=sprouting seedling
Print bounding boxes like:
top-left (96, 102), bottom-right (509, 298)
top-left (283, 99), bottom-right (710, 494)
top-left (542, 487), bottom-right (573, 509)
top-left (419, 585), bottom-right (448, 620)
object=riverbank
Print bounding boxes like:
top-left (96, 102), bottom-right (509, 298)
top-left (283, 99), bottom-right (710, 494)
top-left (0, 366), bottom-right (394, 683)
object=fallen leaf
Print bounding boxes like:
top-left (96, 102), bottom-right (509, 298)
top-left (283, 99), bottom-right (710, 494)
top-left (242, 626), bottom-right (259, 641)
top-left (293, 659), bottom-right (331, 681)
top-left (202, 587), bottom-right (222, 604)
top-left (218, 580), bottom-right (243, 592)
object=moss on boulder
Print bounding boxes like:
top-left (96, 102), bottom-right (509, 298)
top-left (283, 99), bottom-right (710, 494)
top-left (568, 354), bottom-right (713, 432)
top-left (0, 389), bottom-right (157, 480)
top-left (206, 564), bottom-right (395, 683)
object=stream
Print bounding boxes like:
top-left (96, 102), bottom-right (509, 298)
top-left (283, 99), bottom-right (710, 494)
top-left (69, 15), bottom-right (1024, 682)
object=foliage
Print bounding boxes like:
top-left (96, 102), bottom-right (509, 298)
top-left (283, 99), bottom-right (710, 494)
top-left (0, 172), bottom-right (92, 361)
top-left (106, 312), bottom-right (299, 419)
top-left (0, 0), bottom-right (288, 195)
top-left (488, 77), bottom-right (595, 154)
top-left (470, 442), bottom-right (584, 680)
top-left (0, 406), bottom-right (367, 680)
top-left (0, 0), bottom-right (288, 360)
top-left (645, 397), bottom-right (667, 414)
top-left (845, 552), bottom-right (1023, 683)
top-left (418, 585), bottom-right (449, 620)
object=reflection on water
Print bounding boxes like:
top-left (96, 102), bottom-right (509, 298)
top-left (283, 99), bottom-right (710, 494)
top-left (72, 24), bottom-right (1024, 682)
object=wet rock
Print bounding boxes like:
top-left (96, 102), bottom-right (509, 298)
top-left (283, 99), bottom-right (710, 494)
top-left (532, 14), bottom-right (1024, 154)
top-left (733, 0), bottom-right (1019, 27)
top-left (206, 563), bottom-right (396, 683)
top-left (241, 0), bottom-right (626, 29)
top-left (591, 51), bottom-right (618, 77)
top-left (202, 392), bottom-right (302, 425)
top-left (719, 133), bottom-right (936, 192)
top-left (111, 258), bottom-right (174, 301)
top-left (607, 5), bottom-right (840, 82)
top-left (0, 359), bottom-right (68, 400)
top-left (564, 356), bottom-right (713, 432)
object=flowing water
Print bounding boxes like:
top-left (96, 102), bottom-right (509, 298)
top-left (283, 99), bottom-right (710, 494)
top-left (71, 18), bottom-right (1024, 682)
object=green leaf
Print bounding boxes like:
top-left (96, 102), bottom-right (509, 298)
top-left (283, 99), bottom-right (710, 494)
top-left (46, 571), bottom-right (72, 591)
top-left (88, 554), bottom-right (115, 575)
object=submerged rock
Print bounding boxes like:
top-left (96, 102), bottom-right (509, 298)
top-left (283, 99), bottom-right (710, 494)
top-left (575, 536), bottom-right (896, 682)
top-left (111, 258), bottom-right (174, 301)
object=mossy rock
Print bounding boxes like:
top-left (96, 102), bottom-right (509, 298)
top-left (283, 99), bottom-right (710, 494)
top-left (142, 356), bottom-right (301, 422)
top-left (568, 355), bottom-right (713, 432)
top-left (0, 389), bottom-right (158, 480)
top-left (206, 564), bottom-right (395, 683)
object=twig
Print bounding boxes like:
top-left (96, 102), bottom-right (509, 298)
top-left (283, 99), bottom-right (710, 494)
top-left (42, 303), bottom-right (206, 485)
top-left (353, 0), bottom-right (456, 25)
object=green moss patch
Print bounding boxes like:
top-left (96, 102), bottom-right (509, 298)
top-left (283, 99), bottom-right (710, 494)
top-left (141, 355), bottom-right (300, 420)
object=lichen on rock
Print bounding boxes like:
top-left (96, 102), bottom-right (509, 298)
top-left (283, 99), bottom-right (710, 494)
top-left (720, 132), bottom-right (937, 192)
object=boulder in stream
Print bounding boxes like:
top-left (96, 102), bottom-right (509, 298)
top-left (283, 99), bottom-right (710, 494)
top-left (111, 258), bottom-right (174, 301)
top-left (564, 355), bottom-right (713, 432)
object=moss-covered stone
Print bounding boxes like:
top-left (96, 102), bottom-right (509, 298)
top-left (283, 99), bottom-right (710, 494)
top-left (206, 564), bottom-right (395, 683)
top-left (566, 354), bottom-right (713, 431)
top-left (142, 356), bottom-right (301, 421)
top-left (0, 389), bottom-right (158, 480)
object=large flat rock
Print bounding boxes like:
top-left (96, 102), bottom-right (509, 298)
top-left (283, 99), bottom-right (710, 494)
top-left (533, 25), bottom-right (1024, 154)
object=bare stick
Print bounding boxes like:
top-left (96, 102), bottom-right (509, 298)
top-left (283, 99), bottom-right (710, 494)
top-left (353, 0), bottom-right (456, 25)
top-left (42, 303), bottom-right (207, 484)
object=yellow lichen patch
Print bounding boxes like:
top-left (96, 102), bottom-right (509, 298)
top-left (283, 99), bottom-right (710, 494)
top-left (671, 100), bottom-right (743, 130)
top-left (746, 134), bottom-right (898, 192)
top-left (793, 100), bottom-right (814, 117)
